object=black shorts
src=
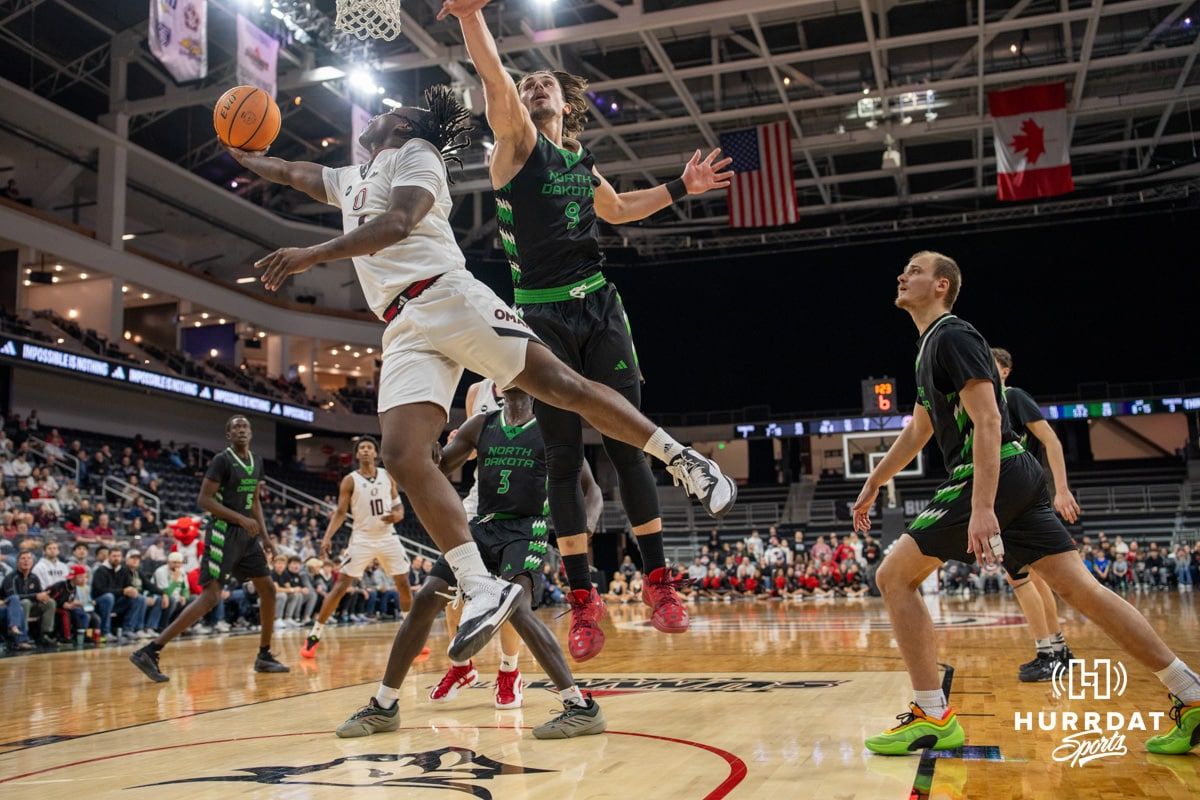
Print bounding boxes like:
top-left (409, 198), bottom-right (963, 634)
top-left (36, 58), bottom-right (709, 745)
top-left (518, 283), bottom-right (640, 390)
top-left (907, 453), bottom-right (1077, 579)
top-left (431, 517), bottom-right (548, 609)
top-left (200, 523), bottom-right (270, 586)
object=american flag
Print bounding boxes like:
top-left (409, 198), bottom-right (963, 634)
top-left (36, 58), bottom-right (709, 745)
top-left (719, 121), bottom-right (798, 228)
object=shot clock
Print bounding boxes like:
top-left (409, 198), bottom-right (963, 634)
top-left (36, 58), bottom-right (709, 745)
top-left (862, 378), bottom-right (897, 416)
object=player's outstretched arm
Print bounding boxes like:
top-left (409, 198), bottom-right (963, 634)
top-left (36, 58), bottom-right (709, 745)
top-left (447, 11), bottom-right (535, 154)
top-left (594, 148), bottom-right (734, 224)
top-left (226, 148), bottom-right (327, 203)
top-left (438, 414), bottom-right (488, 475)
top-left (852, 405), bottom-right (933, 532)
top-left (255, 184), bottom-right (435, 292)
top-left (320, 475), bottom-right (354, 557)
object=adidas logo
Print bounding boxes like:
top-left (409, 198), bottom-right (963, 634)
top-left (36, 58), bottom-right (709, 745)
top-left (615, 360), bottom-right (628, 370)
top-left (0, 340), bottom-right (15, 357)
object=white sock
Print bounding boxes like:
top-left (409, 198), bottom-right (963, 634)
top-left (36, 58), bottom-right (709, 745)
top-left (451, 658), bottom-right (471, 668)
top-left (560, 685), bottom-right (586, 707)
top-left (1155, 658), bottom-right (1200, 703)
top-left (1051, 631), bottom-right (1066, 653)
top-left (310, 621), bottom-right (325, 638)
top-left (643, 427), bottom-right (685, 464)
top-left (913, 688), bottom-right (948, 718)
top-left (1036, 637), bottom-right (1052, 655)
top-left (499, 652), bottom-right (519, 672)
top-left (374, 683), bottom-right (400, 709)
top-left (445, 543), bottom-right (488, 582)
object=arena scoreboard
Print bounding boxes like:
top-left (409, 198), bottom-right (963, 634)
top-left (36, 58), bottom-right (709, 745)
top-left (862, 378), bottom-right (897, 416)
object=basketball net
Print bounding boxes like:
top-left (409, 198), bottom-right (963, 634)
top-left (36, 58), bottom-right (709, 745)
top-left (335, 0), bottom-right (403, 41)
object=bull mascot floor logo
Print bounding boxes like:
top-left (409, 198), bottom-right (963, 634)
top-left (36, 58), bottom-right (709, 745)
top-left (136, 747), bottom-right (554, 797)
top-left (1014, 658), bottom-right (1168, 767)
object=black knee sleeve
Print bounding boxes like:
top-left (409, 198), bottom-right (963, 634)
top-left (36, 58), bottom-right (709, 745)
top-left (602, 381), bottom-right (659, 527)
top-left (536, 400), bottom-right (589, 535)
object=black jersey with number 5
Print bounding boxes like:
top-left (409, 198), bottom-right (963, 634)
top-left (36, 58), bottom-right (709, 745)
top-left (913, 314), bottom-right (1020, 474)
top-left (474, 411), bottom-right (547, 518)
top-left (205, 448), bottom-right (262, 524)
top-left (496, 133), bottom-right (604, 290)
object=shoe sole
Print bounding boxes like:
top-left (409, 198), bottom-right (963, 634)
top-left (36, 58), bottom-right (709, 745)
top-left (336, 715), bottom-right (400, 738)
top-left (569, 627), bottom-right (606, 663)
top-left (255, 663), bottom-right (291, 673)
top-left (532, 709), bottom-right (608, 739)
top-left (706, 477), bottom-right (738, 519)
top-left (866, 726), bottom-right (965, 756)
top-left (301, 644), bottom-right (319, 659)
top-left (129, 652), bottom-right (169, 683)
top-left (495, 695), bottom-right (524, 709)
top-left (448, 584), bottom-right (523, 662)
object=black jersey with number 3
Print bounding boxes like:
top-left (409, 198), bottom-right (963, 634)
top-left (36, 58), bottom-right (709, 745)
top-left (474, 410), bottom-right (547, 518)
top-left (204, 448), bottom-right (262, 523)
top-left (914, 315), bottom-right (1020, 473)
top-left (496, 133), bottom-right (604, 290)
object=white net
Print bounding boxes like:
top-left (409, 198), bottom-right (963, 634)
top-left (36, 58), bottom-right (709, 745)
top-left (335, 0), bottom-right (403, 41)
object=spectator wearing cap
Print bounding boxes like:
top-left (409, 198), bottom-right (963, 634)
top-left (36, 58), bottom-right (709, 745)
top-left (63, 564), bottom-right (99, 644)
top-left (92, 548), bottom-right (146, 641)
top-left (67, 542), bottom-right (92, 579)
top-left (3, 550), bottom-right (56, 648)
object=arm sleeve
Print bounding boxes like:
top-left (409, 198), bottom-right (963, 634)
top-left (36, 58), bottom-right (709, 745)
top-left (935, 328), bottom-right (999, 393)
top-left (321, 167), bottom-right (345, 208)
top-left (386, 142), bottom-right (446, 198)
top-left (1005, 387), bottom-right (1045, 427)
top-left (204, 453), bottom-right (229, 484)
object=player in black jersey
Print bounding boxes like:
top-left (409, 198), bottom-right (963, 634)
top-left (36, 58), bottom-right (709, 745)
top-left (852, 251), bottom-right (1200, 757)
top-left (442, 1), bottom-right (737, 661)
top-left (337, 387), bottom-right (607, 740)
top-left (992, 347), bottom-right (1082, 682)
top-left (130, 415), bottom-right (289, 682)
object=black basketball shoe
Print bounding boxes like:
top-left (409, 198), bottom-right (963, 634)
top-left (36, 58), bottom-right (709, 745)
top-left (130, 645), bottom-right (169, 683)
top-left (1019, 652), bottom-right (1056, 682)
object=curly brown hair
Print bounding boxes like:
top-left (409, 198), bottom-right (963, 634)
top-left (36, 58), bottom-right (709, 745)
top-left (518, 70), bottom-right (590, 139)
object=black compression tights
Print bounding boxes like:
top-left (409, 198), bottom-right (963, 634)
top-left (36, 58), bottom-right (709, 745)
top-left (536, 379), bottom-right (661, 534)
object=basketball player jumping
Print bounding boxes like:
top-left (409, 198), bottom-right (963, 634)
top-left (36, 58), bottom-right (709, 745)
top-left (992, 347), bottom-right (1081, 683)
top-left (130, 415), bottom-right (289, 682)
top-left (301, 436), bottom-right (413, 659)
top-left (337, 386), bottom-right (607, 740)
top-left (852, 251), bottom-right (1199, 756)
top-left (227, 85), bottom-right (734, 663)
top-left (441, 3), bottom-right (735, 661)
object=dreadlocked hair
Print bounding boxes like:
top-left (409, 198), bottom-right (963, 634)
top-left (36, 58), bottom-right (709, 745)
top-left (410, 84), bottom-right (474, 183)
top-left (519, 70), bottom-right (590, 139)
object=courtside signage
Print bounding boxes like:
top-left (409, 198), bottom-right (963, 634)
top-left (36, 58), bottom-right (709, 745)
top-left (2, 337), bottom-right (315, 424)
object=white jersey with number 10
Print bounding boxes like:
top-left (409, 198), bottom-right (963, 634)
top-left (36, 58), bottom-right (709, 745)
top-left (350, 469), bottom-right (397, 540)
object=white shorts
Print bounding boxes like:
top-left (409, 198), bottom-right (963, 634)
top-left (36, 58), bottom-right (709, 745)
top-left (378, 269), bottom-right (538, 416)
top-left (340, 535), bottom-right (411, 579)
top-left (462, 467), bottom-right (480, 517)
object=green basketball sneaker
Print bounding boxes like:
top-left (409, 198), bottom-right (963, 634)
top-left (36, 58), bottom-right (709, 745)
top-left (1145, 694), bottom-right (1200, 754)
top-left (532, 697), bottom-right (607, 739)
top-left (336, 697), bottom-right (400, 738)
top-left (865, 702), bottom-right (965, 755)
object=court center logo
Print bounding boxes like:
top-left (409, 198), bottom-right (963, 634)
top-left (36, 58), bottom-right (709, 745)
top-left (136, 748), bottom-right (553, 797)
top-left (1014, 659), bottom-right (1167, 767)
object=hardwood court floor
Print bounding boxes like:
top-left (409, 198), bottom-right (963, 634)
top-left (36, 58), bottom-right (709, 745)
top-left (0, 591), bottom-right (1198, 798)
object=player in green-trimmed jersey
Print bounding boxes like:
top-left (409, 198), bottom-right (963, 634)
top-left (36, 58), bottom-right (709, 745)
top-left (443, 0), bottom-right (737, 662)
top-left (337, 387), bottom-right (607, 740)
top-left (131, 415), bottom-right (289, 682)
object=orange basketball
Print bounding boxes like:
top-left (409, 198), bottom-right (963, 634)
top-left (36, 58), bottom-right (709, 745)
top-left (213, 85), bottom-right (281, 151)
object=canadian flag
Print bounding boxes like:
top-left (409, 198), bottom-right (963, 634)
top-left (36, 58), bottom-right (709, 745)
top-left (988, 83), bottom-right (1074, 201)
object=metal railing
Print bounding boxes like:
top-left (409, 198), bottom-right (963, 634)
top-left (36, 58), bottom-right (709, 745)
top-left (25, 435), bottom-right (80, 483)
top-left (102, 475), bottom-right (162, 521)
top-left (1075, 485), bottom-right (1183, 514)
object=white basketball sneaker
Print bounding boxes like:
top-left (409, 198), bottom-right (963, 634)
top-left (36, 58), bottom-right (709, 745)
top-left (667, 447), bottom-right (737, 518)
top-left (449, 575), bottom-right (523, 662)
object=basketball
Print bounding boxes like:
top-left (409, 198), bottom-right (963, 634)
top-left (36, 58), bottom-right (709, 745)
top-left (213, 85), bottom-right (281, 151)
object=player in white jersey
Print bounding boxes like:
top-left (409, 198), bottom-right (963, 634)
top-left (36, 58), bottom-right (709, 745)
top-left (228, 84), bottom-right (735, 665)
top-left (461, 378), bottom-right (504, 518)
top-left (302, 437), bottom-right (414, 659)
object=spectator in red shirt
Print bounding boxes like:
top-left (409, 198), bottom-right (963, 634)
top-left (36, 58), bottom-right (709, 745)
top-left (832, 535), bottom-right (856, 565)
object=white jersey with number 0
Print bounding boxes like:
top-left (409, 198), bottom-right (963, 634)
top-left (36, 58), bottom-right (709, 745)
top-left (350, 469), bottom-right (397, 540)
top-left (321, 139), bottom-right (465, 321)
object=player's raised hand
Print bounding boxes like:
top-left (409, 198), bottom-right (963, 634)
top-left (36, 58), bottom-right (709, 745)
top-left (681, 148), bottom-right (734, 194)
top-left (437, 0), bottom-right (493, 21)
top-left (255, 247), bottom-right (319, 291)
top-left (852, 481), bottom-right (879, 533)
top-left (225, 146), bottom-right (268, 165)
